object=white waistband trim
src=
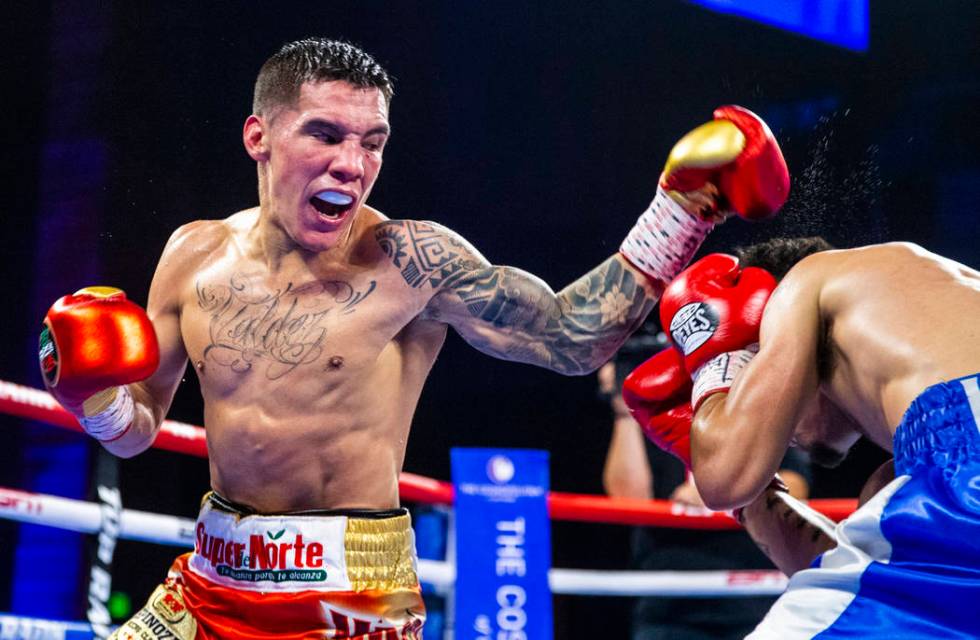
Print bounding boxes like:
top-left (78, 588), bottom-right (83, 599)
top-left (187, 501), bottom-right (352, 592)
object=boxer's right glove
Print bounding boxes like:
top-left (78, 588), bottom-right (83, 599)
top-left (622, 346), bottom-right (695, 467)
top-left (39, 287), bottom-right (159, 442)
top-left (659, 254), bottom-right (776, 410)
top-left (620, 105), bottom-right (790, 285)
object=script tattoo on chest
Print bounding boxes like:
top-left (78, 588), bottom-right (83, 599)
top-left (196, 274), bottom-right (376, 379)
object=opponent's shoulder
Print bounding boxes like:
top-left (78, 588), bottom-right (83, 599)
top-left (784, 243), bottom-right (931, 286)
top-left (760, 249), bottom-right (840, 324)
top-left (770, 248), bottom-right (838, 293)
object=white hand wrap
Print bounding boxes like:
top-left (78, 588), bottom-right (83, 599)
top-left (620, 186), bottom-right (714, 284)
top-left (79, 386), bottom-right (134, 442)
top-left (691, 345), bottom-right (758, 410)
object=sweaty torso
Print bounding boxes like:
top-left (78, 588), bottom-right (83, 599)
top-left (816, 243), bottom-right (980, 448)
top-left (170, 208), bottom-right (446, 512)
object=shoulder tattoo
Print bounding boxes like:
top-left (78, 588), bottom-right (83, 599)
top-left (375, 221), bottom-right (481, 289)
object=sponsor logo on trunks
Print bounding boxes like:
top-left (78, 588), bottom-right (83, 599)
top-left (196, 523), bottom-right (328, 583)
top-left (326, 602), bottom-right (424, 639)
top-left (151, 587), bottom-right (188, 624)
top-left (124, 609), bottom-right (178, 639)
top-left (669, 302), bottom-right (719, 355)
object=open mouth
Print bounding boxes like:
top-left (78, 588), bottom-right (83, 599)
top-left (310, 191), bottom-right (355, 219)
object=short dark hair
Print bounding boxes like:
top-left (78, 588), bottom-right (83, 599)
top-left (253, 38), bottom-right (394, 116)
top-left (735, 236), bottom-right (835, 280)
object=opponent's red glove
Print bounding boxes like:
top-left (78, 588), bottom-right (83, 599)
top-left (622, 346), bottom-right (695, 467)
top-left (621, 106), bottom-right (789, 285)
top-left (659, 254), bottom-right (776, 410)
top-left (39, 287), bottom-right (159, 441)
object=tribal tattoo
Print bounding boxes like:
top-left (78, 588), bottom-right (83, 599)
top-left (196, 274), bottom-right (376, 379)
top-left (376, 220), bottom-right (656, 374)
top-left (375, 220), bottom-right (475, 289)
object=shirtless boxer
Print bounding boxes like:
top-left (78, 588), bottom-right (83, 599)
top-left (39, 37), bottom-right (789, 639)
top-left (628, 237), bottom-right (980, 637)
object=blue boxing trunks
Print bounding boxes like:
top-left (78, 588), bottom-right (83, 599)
top-left (748, 374), bottom-right (980, 639)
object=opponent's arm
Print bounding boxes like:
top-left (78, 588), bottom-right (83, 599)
top-left (690, 256), bottom-right (827, 510)
top-left (737, 458), bottom-right (892, 577)
top-left (735, 479), bottom-right (837, 576)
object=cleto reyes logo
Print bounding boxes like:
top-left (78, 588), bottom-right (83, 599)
top-left (196, 522), bottom-right (324, 571)
top-left (669, 302), bottom-right (719, 355)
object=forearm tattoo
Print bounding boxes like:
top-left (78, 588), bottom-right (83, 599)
top-left (377, 221), bottom-right (656, 374)
top-left (196, 274), bottom-right (375, 379)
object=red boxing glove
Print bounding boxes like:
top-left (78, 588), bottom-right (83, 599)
top-left (661, 105), bottom-right (790, 220)
top-left (659, 254), bottom-right (776, 409)
top-left (622, 346), bottom-right (695, 467)
top-left (39, 287), bottom-right (159, 413)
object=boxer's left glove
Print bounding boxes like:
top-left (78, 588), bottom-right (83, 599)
top-left (622, 346), bottom-right (695, 467)
top-left (659, 254), bottom-right (776, 410)
top-left (620, 105), bottom-right (789, 285)
top-left (39, 287), bottom-right (159, 442)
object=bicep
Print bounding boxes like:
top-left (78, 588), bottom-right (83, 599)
top-left (383, 219), bottom-right (654, 374)
top-left (429, 261), bottom-right (568, 365)
top-left (395, 219), bottom-right (570, 368)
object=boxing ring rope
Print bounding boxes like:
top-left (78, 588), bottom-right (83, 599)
top-left (0, 380), bottom-right (857, 528)
top-left (0, 379), bottom-right (858, 604)
top-left (0, 613), bottom-right (94, 639)
top-left (0, 486), bottom-right (789, 598)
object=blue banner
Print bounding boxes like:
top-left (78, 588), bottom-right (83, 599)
top-left (452, 448), bottom-right (552, 640)
top-left (689, 0), bottom-right (869, 52)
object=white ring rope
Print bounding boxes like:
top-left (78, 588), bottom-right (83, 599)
top-left (0, 487), bottom-right (788, 597)
top-left (0, 612), bottom-right (94, 639)
top-left (0, 487), bottom-right (195, 548)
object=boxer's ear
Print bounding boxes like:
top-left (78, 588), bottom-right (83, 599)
top-left (243, 115), bottom-right (270, 161)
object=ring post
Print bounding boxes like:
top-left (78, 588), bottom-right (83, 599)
top-left (451, 448), bottom-right (553, 640)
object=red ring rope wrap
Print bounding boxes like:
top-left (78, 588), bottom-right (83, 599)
top-left (0, 380), bottom-right (857, 528)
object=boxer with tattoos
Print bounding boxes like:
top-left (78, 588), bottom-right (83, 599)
top-left (40, 38), bottom-right (788, 639)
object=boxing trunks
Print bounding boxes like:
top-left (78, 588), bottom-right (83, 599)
top-left (749, 374), bottom-right (980, 638)
top-left (111, 493), bottom-right (425, 639)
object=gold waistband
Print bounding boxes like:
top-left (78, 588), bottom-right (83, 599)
top-left (345, 512), bottom-right (418, 592)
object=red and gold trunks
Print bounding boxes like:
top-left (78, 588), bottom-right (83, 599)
top-left (111, 493), bottom-right (425, 639)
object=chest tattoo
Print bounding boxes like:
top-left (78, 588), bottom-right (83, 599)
top-left (196, 275), bottom-right (376, 379)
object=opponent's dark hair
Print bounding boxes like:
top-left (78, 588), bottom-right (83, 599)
top-left (735, 236), bottom-right (835, 281)
top-left (253, 38), bottom-right (394, 116)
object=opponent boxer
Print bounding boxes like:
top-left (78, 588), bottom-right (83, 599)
top-left (632, 237), bottom-right (980, 637)
top-left (40, 37), bottom-right (788, 639)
